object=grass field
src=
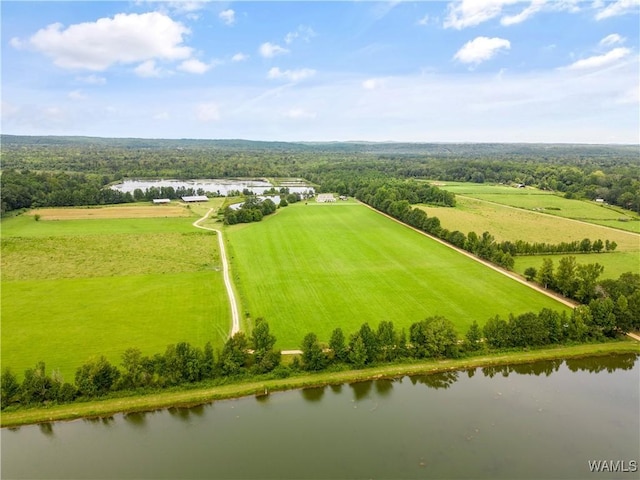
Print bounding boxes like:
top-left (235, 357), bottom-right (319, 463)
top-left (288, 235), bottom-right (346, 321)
top-left (27, 204), bottom-right (191, 220)
top-left (226, 203), bottom-right (570, 349)
top-left (420, 182), bottom-right (639, 281)
top-left (1, 201), bottom-right (230, 381)
top-left (418, 196), bottom-right (639, 252)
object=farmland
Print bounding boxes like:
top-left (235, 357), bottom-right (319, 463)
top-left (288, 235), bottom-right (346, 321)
top-left (419, 183), bottom-right (640, 279)
top-left (226, 201), bottom-right (569, 349)
top-left (1, 201), bottom-right (230, 381)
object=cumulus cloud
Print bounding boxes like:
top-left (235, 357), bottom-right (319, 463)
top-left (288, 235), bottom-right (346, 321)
top-left (219, 9), bottom-right (235, 25)
top-left (267, 67), bottom-right (316, 82)
top-left (599, 33), bottom-right (625, 47)
top-left (17, 12), bottom-right (192, 71)
top-left (566, 47), bottom-right (631, 70)
top-left (416, 14), bottom-right (431, 26)
top-left (595, 0), bottom-right (640, 20)
top-left (454, 37), bottom-right (511, 65)
top-left (178, 59), bottom-right (211, 74)
top-left (259, 42), bottom-right (289, 58)
top-left (196, 102), bottom-right (220, 122)
top-left (134, 60), bottom-right (162, 77)
top-left (232, 52), bottom-right (249, 62)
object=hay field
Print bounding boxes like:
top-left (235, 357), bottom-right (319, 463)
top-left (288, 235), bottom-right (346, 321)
top-left (226, 202), bottom-right (569, 349)
top-left (28, 204), bottom-right (191, 220)
top-left (1, 202), bottom-right (230, 381)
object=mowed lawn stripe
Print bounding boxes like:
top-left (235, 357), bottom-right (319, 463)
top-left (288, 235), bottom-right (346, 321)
top-left (227, 203), bottom-right (569, 349)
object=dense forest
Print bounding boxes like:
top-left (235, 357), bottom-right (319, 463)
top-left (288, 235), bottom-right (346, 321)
top-left (1, 135), bottom-right (639, 215)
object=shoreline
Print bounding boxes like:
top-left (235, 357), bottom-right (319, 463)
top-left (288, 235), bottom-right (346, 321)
top-left (2, 341), bottom-right (638, 428)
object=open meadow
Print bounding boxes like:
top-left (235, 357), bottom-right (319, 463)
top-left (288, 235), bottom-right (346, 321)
top-left (1, 200), bottom-right (230, 381)
top-left (420, 183), bottom-right (639, 280)
top-left (226, 202), bottom-right (570, 349)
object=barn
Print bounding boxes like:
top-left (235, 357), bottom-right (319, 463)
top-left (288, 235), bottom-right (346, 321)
top-left (152, 198), bottom-right (171, 204)
top-left (316, 193), bottom-right (336, 203)
top-left (181, 195), bottom-right (209, 202)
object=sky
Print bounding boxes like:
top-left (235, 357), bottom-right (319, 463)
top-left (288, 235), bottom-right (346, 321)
top-left (1, 0), bottom-right (639, 143)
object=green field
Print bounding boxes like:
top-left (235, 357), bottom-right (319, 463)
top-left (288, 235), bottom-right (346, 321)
top-left (1, 203), bottom-right (230, 381)
top-left (421, 182), bottom-right (639, 280)
top-left (226, 203), bottom-right (570, 349)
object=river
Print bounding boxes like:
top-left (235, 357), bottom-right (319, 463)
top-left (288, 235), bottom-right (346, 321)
top-left (2, 354), bottom-right (638, 479)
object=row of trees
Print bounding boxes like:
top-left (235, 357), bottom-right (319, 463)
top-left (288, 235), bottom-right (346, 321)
top-left (0, 319), bottom-right (281, 410)
top-left (3, 274), bottom-right (637, 411)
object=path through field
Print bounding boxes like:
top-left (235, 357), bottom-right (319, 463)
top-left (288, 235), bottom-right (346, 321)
top-left (193, 209), bottom-right (240, 337)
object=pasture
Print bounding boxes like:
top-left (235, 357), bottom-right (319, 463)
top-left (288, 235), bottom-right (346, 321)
top-left (1, 201), bottom-right (230, 381)
top-left (226, 202), bottom-right (569, 349)
top-left (27, 204), bottom-right (191, 220)
top-left (419, 196), bottom-right (639, 252)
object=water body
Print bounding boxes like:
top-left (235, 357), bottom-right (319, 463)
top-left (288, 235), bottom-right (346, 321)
top-left (111, 179), bottom-right (314, 196)
top-left (3, 355), bottom-right (638, 479)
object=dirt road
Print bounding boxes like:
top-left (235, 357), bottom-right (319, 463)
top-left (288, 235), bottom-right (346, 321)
top-left (193, 209), bottom-right (240, 336)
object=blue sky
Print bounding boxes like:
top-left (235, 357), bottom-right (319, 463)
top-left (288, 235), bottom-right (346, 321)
top-left (2, 1), bottom-right (639, 143)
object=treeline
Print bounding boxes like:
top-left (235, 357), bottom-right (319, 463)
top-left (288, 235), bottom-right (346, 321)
top-left (0, 319), bottom-right (282, 410)
top-left (0, 170), bottom-right (133, 214)
top-left (2, 138), bottom-right (638, 214)
top-left (354, 182), bottom-right (616, 270)
top-left (526, 260), bottom-right (640, 328)
top-left (223, 196), bottom-right (277, 225)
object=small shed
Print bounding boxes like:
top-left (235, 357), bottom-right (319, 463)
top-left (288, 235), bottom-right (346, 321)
top-left (182, 195), bottom-right (209, 202)
top-left (153, 198), bottom-right (171, 204)
top-left (595, 198), bottom-right (605, 204)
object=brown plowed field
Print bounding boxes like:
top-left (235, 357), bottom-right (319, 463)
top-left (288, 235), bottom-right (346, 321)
top-left (29, 205), bottom-right (190, 220)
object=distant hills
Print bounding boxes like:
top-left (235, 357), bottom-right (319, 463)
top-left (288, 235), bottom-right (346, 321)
top-left (1, 134), bottom-right (638, 158)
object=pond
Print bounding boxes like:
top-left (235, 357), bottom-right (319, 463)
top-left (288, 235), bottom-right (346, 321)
top-left (2, 354), bottom-right (638, 479)
top-left (111, 179), bottom-right (315, 196)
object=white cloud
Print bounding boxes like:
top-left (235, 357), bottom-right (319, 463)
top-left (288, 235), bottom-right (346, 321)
top-left (77, 74), bottom-right (106, 85)
top-left (134, 60), bottom-right (162, 77)
top-left (444, 0), bottom-right (518, 29)
top-left (595, 0), bottom-right (640, 20)
top-left (68, 90), bottom-right (88, 101)
top-left (566, 47), bottom-right (631, 70)
top-left (232, 53), bottom-right (249, 62)
top-left (259, 42), bottom-right (289, 58)
top-left (10, 37), bottom-right (24, 49)
top-left (285, 25), bottom-right (316, 45)
top-left (196, 103), bottom-right (220, 122)
top-left (219, 9), bottom-right (235, 25)
top-left (178, 59), bottom-right (211, 74)
top-left (153, 111), bottom-right (170, 120)
top-left (20, 12), bottom-right (192, 71)
top-left (599, 33), bottom-right (625, 46)
top-left (267, 67), bottom-right (316, 82)
top-left (501, 0), bottom-right (545, 25)
top-left (362, 78), bottom-right (385, 90)
top-left (454, 37), bottom-right (511, 65)
top-left (285, 108), bottom-right (316, 119)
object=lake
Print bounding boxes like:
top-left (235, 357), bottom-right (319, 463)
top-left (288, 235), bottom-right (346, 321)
top-left (111, 179), bottom-right (315, 196)
top-left (2, 354), bottom-right (638, 479)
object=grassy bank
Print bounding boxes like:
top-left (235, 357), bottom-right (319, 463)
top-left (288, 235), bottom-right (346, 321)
top-left (2, 341), bottom-right (637, 428)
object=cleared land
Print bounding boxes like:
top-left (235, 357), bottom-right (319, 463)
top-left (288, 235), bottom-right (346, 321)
top-left (27, 204), bottom-right (191, 220)
top-left (1, 202), bottom-right (230, 381)
top-left (420, 182), bottom-right (639, 280)
top-left (226, 202), bottom-right (569, 349)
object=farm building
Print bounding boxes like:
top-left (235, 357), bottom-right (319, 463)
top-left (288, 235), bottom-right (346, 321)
top-left (317, 193), bottom-right (336, 203)
top-left (152, 198), bottom-right (171, 204)
top-left (181, 195), bottom-right (209, 202)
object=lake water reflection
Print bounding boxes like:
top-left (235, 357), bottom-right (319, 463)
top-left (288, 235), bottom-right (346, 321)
top-left (2, 354), bottom-right (638, 479)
